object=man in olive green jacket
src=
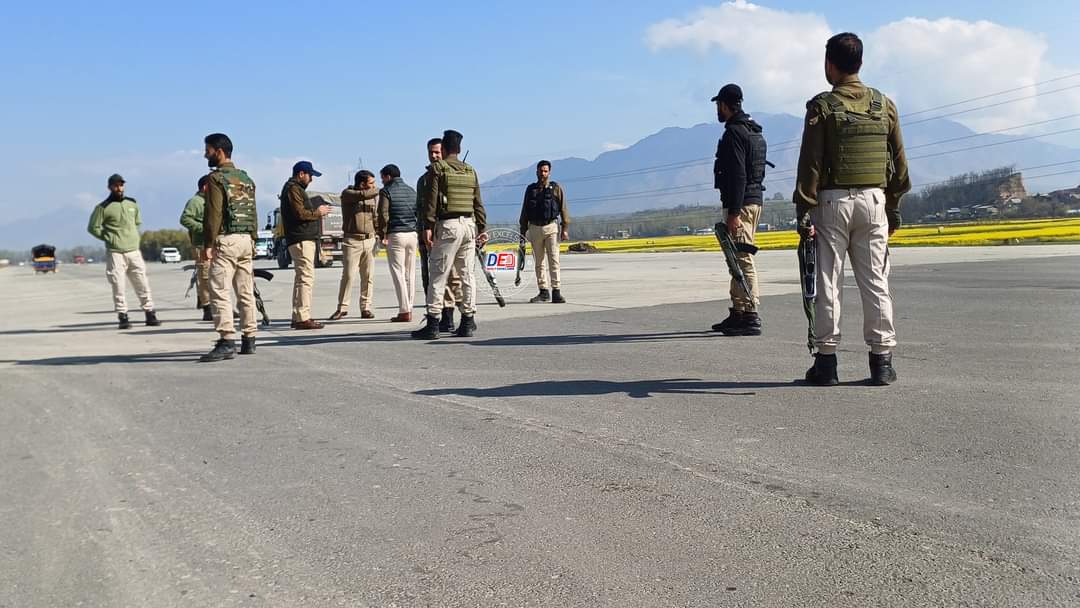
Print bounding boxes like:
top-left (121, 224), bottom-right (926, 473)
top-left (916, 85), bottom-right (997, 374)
top-left (87, 174), bottom-right (161, 329)
top-left (180, 175), bottom-right (212, 320)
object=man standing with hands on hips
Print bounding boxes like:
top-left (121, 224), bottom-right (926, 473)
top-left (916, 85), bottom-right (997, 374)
top-left (519, 160), bottom-right (570, 304)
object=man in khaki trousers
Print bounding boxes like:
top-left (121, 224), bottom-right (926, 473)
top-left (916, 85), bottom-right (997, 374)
top-left (199, 132), bottom-right (259, 362)
top-left (794, 33), bottom-right (911, 386)
top-left (280, 161), bottom-right (330, 330)
top-left (87, 173), bottom-right (161, 330)
top-left (332, 170), bottom-right (379, 320)
top-left (376, 164), bottom-right (419, 322)
top-left (710, 83), bottom-right (768, 337)
top-left (519, 160), bottom-right (570, 304)
top-left (180, 175), bottom-right (213, 321)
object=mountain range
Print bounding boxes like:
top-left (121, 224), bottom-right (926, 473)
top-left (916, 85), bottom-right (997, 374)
top-left (2, 114), bottom-right (1078, 249)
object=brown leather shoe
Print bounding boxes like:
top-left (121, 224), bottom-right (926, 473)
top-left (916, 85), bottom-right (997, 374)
top-left (360, 310), bottom-right (375, 319)
top-left (328, 310), bottom-right (348, 321)
top-left (390, 312), bottom-right (412, 323)
top-left (293, 319), bottom-right (324, 330)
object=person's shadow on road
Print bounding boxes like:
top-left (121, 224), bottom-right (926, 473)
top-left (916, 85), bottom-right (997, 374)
top-left (416, 378), bottom-right (803, 399)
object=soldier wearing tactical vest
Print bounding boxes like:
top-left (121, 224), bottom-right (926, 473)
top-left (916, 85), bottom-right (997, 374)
top-left (281, 160), bottom-right (331, 330)
top-left (376, 164), bottom-right (419, 322)
top-left (411, 129), bottom-right (488, 340)
top-left (87, 173), bottom-right (161, 330)
top-left (794, 33), bottom-right (911, 386)
top-left (179, 174), bottom-right (213, 321)
top-left (519, 160), bottom-right (570, 304)
top-left (710, 83), bottom-right (767, 336)
top-left (416, 137), bottom-right (465, 333)
top-left (200, 133), bottom-right (259, 362)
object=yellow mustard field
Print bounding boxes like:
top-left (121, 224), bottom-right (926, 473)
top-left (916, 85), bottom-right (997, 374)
top-left (553, 218), bottom-right (1080, 253)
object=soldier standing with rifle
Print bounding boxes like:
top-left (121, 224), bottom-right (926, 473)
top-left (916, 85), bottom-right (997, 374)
top-left (180, 175), bottom-right (213, 321)
top-left (411, 129), bottom-right (488, 340)
top-left (711, 83), bottom-right (768, 337)
top-left (199, 133), bottom-right (259, 362)
top-left (519, 160), bottom-right (570, 304)
top-left (794, 33), bottom-right (910, 386)
top-left (416, 137), bottom-right (465, 333)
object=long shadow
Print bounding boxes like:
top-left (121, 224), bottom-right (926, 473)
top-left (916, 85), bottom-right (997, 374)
top-left (426, 330), bottom-right (716, 348)
top-left (259, 330), bottom-right (414, 348)
top-left (75, 307), bottom-right (191, 316)
top-left (416, 378), bottom-right (802, 399)
top-left (5, 350), bottom-right (203, 366)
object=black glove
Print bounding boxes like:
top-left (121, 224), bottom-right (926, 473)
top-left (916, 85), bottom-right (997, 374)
top-left (887, 208), bottom-right (902, 232)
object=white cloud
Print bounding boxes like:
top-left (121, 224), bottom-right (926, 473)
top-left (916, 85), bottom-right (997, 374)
top-left (646, 1), bottom-right (830, 113)
top-left (646, 3), bottom-right (1080, 138)
top-left (602, 142), bottom-right (629, 152)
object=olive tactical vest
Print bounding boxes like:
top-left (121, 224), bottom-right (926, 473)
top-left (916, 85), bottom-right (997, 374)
top-left (433, 159), bottom-right (477, 215)
top-left (215, 167), bottom-right (257, 234)
top-left (814, 88), bottom-right (890, 188)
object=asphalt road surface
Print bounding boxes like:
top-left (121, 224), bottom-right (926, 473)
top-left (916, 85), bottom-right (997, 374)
top-left (1, 247), bottom-right (1078, 607)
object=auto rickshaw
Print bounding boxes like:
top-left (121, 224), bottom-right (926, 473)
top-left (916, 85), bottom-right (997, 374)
top-left (31, 244), bottom-right (57, 274)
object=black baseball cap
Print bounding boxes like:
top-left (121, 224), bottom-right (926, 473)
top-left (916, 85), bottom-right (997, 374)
top-left (292, 160), bottom-right (322, 177)
top-left (107, 173), bottom-right (125, 185)
top-left (711, 83), bottom-right (743, 105)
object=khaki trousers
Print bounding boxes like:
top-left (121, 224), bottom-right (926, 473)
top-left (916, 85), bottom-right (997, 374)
top-left (192, 246), bottom-right (211, 307)
top-left (527, 222), bottom-right (562, 290)
top-left (209, 234), bottom-right (257, 340)
top-left (288, 240), bottom-right (316, 321)
top-left (729, 204), bottom-right (761, 312)
top-left (105, 250), bottom-right (154, 313)
top-left (425, 217), bottom-right (477, 317)
top-left (811, 188), bottom-right (896, 355)
top-left (337, 236), bottom-right (377, 312)
top-left (420, 237), bottom-right (463, 309)
top-left (387, 232), bottom-right (418, 314)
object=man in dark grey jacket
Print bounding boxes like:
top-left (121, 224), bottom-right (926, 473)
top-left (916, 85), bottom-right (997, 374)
top-left (377, 164), bottom-right (419, 322)
top-left (711, 83), bottom-right (768, 337)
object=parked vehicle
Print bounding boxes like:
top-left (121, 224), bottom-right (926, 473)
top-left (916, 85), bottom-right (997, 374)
top-left (32, 244), bottom-right (57, 274)
top-left (268, 192), bottom-right (344, 269)
top-left (255, 230), bottom-right (274, 259)
top-left (160, 247), bottom-right (182, 263)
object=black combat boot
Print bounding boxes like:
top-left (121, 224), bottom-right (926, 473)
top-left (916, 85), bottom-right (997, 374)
top-left (720, 311), bottom-right (762, 336)
top-left (550, 289), bottom-right (566, 304)
top-left (199, 339), bottom-right (236, 362)
top-left (240, 336), bottom-right (256, 355)
top-left (530, 289), bottom-right (550, 303)
top-left (145, 310), bottom-right (161, 327)
top-left (454, 314), bottom-right (477, 337)
top-left (201, 305), bottom-right (213, 321)
top-left (711, 308), bottom-right (738, 332)
top-left (869, 353), bottom-right (897, 386)
top-left (439, 307), bottom-right (456, 333)
top-left (805, 353), bottom-right (839, 386)
top-left (411, 315), bottom-right (441, 340)
top-left (117, 313), bottom-right (131, 330)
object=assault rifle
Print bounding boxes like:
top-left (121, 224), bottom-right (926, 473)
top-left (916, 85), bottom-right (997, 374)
top-left (797, 233), bottom-right (816, 354)
top-left (475, 245), bottom-right (507, 307)
top-left (712, 221), bottom-right (758, 302)
top-left (514, 237), bottom-right (527, 286)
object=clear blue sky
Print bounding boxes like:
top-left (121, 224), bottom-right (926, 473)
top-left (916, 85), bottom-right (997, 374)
top-left (1, 0), bottom-right (1077, 227)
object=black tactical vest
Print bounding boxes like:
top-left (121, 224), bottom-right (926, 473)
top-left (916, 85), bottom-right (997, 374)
top-left (526, 182), bottom-right (560, 226)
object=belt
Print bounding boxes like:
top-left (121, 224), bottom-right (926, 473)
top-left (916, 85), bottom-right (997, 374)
top-left (438, 213), bottom-right (473, 220)
top-left (346, 233), bottom-right (374, 239)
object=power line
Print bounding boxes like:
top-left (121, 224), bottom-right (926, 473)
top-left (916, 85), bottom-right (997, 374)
top-left (487, 81), bottom-right (1080, 190)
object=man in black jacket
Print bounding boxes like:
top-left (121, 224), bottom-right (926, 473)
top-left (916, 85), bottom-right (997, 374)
top-left (711, 83), bottom-right (768, 336)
